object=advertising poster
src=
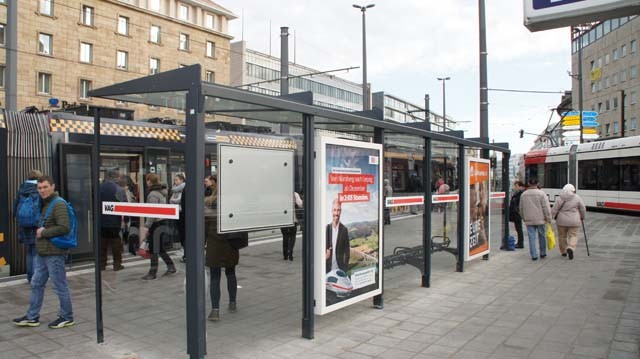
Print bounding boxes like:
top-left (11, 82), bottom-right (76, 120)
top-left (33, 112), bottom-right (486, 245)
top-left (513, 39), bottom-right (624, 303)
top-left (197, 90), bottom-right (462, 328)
top-left (315, 137), bottom-right (383, 315)
top-left (464, 158), bottom-right (491, 261)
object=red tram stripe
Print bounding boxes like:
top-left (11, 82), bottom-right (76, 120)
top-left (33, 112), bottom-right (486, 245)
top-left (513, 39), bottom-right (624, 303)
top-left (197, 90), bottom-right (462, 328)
top-left (603, 202), bottom-right (640, 211)
top-left (113, 205), bottom-right (177, 216)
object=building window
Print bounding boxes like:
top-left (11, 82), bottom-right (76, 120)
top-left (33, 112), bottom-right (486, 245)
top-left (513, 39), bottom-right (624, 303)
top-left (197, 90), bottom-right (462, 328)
top-left (631, 118), bottom-right (637, 130)
top-left (613, 73), bottom-right (618, 85)
top-left (605, 123), bottom-right (610, 135)
top-left (605, 76), bottom-right (610, 88)
top-left (632, 40), bottom-right (637, 54)
top-left (621, 70), bottom-right (627, 82)
top-left (597, 80), bottom-right (602, 92)
top-left (631, 65), bottom-right (638, 79)
top-left (149, 0), bottom-right (160, 12)
top-left (38, 33), bottom-right (52, 55)
top-left (614, 97), bottom-right (619, 109)
top-left (117, 16), bottom-right (129, 36)
top-left (79, 79), bottom-right (91, 99)
top-left (0, 24), bottom-right (5, 47)
top-left (81, 5), bottom-right (94, 26)
top-left (613, 121), bottom-right (619, 134)
top-left (206, 41), bottom-right (215, 58)
top-left (598, 102), bottom-right (602, 112)
top-left (205, 14), bottom-right (215, 29)
top-left (605, 53), bottom-right (610, 64)
top-left (37, 72), bottom-right (51, 94)
top-left (590, 83), bottom-right (596, 93)
top-left (149, 57), bottom-right (159, 74)
top-left (590, 60), bottom-right (595, 71)
top-left (206, 70), bottom-right (214, 82)
top-left (39, 0), bottom-right (53, 16)
top-left (631, 91), bottom-right (638, 105)
top-left (179, 33), bottom-right (189, 51)
top-left (80, 42), bottom-right (92, 63)
top-left (178, 4), bottom-right (189, 21)
top-left (613, 48), bottom-right (618, 61)
top-left (621, 44), bottom-right (627, 57)
top-left (597, 57), bottom-right (602, 68)
top-left (116, 50), bottom-right (128, 70)
top-left (0, 65), bottom-right (4, 88)
top-left (150, 25), bottom-right (161, 43)
top-left (606, 99), bottom-right (610, 111)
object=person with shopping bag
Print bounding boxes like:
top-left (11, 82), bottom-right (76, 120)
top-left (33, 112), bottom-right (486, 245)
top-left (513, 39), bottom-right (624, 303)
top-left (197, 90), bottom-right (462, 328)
top-left (551, 184), bottom-right (586, 260)
top-left (519, 178), bottom-right (552, 261)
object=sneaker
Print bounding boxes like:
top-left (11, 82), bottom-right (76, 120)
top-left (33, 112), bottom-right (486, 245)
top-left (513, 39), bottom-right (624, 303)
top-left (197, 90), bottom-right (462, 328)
top-left (228, 302), bottom-right (237, 313)
top-left (113, 265), bottom-right (125, 271)
top-left (532, 257), bottom-right (538, 261)
top-left (208, 309), bottom-right (219, 321)
top-left (515, 244), bottom-right (524, 249)
top-left (567, 248), bottom-right (574, 260)
top-left (540, 254), bottom-right (547, 259)
top-left (163, 268), bottom-right (177, 277)
top-left (142, 273), bottom-right (156, 280)
top-left (48, 317), bottom-right (75, 329)
top-left (562, 253), bottom-right (567, 257)
top-left (13, 316), bottom-right (40, 327)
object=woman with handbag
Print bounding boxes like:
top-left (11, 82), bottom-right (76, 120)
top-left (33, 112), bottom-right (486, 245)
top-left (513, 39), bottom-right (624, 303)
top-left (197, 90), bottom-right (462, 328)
top-left (142, 173), bottom-right (177, 280)
top-left (551, 184), bottom-right (586, 260)
top-left (204, 175), bottom-right (239, 321)
top-left (170, 174), bottom-right (186, 262)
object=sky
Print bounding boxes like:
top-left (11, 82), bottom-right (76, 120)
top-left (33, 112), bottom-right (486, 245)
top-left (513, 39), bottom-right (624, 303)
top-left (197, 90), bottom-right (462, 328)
top-left (224, 0), bottom-right (572, 155)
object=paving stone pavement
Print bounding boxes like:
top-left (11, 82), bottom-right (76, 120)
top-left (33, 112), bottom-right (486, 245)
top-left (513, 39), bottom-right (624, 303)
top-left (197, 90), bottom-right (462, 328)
top-left (0, 211), bottom-right (639, 358)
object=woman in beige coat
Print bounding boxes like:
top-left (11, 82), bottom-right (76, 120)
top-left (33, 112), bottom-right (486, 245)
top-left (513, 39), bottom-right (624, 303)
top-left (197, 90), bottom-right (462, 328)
top-left (551, 184), bottom-right (587, 260)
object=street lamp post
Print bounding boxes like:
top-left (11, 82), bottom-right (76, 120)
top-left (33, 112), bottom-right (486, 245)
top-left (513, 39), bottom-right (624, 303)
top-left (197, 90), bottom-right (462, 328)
top-left (353, 4), bottom-right (375, 111)
top-left (437, 77), bottom-right (450, 131)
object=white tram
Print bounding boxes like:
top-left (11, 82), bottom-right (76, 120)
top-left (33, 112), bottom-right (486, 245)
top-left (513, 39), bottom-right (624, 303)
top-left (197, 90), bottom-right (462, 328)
top-left (524, 136), bottom-right (640, 212)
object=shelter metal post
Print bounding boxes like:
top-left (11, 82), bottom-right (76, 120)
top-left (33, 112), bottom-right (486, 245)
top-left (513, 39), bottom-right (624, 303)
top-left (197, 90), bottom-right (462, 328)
top-left (185, 87), bottom-right (206, 359)
top-left (422, 137), bottom-right (432, 287)
top-left (502, 152), bottom-right (510, 249)
top-left (373, 127), bottom-right (384, 308)
top-left (92, 109), bottom-right (104, 343)
top-left (456, 144), bottom-right (465, 272)
top-left (302, 114), bottom-right (315, 339)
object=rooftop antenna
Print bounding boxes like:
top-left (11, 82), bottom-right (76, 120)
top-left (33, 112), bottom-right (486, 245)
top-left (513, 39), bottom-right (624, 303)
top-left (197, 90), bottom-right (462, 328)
top-left (269, 20), bottom-right (272, 56)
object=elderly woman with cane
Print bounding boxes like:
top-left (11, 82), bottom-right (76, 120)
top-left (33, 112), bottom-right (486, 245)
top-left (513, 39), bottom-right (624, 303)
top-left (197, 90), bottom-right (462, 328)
top-left (551, 184), bottom-right (587, 260)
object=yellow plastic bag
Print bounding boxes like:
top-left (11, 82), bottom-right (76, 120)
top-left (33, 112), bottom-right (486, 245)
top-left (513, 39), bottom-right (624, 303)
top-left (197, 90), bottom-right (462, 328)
top-left (546, 223), bottom-right (556, 250)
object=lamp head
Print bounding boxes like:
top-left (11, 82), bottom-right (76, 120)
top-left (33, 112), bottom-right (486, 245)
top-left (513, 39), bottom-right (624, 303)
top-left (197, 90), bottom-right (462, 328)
top-left (366, 4), bottom-right (375, 8)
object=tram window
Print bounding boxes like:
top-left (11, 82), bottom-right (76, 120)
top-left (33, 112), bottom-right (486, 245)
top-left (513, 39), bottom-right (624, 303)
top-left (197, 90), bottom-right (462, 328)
top-left (578, 160), bottom-right (598, 190)
top-left (544, 162), bottom-right (567, 189)
top-left (597, 159), bottom-right (620, 191)
top-left (620, 156), bottom-right (640, 191)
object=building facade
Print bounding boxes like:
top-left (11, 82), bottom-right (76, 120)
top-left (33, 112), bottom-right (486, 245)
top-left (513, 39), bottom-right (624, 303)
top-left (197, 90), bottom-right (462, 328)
top-left (0, 0), bottom-right (236, 120)
top-left (230, 40), bottom-right (363, 112)
top-left (230, 41), bottom-right (450, 130)
top-left (572, 15), bottom-right (639, 140)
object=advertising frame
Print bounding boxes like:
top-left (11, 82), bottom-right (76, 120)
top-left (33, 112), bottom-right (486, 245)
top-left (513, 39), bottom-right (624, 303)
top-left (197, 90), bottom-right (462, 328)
top-left (464, 157), bottom-right (491, 261)
top-left (314, 136), bottom-right (383, 315)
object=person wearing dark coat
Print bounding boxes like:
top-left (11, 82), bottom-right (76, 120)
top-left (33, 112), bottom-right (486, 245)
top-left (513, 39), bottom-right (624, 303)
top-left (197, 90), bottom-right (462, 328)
top-left (508, 181), bottom-right (525, 249)
top-left (13, 169), bottom-right (42, 282)
top-left (100, 169), bottom-right (125, 271)
top-left (325, 199), bottom-right (350, 273)
top-left (141, 173), bottom-right (176, 280)
top-left (204, 175), bottom-right (239, 321)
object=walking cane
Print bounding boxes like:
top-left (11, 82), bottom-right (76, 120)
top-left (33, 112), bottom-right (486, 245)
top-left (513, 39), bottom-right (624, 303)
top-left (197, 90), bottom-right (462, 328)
top-left (581, 219), bottom-right (590, 256)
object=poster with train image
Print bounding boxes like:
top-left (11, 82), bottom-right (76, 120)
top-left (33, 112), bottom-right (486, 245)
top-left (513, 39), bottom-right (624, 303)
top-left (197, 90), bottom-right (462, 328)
top-left (314, 136), bottom-right (383, 315)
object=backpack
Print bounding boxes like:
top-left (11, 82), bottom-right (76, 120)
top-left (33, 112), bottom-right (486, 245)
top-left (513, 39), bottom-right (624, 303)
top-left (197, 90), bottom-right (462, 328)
top-left (16, 193), bottom-right (41, 228)
top-left (41, 197), bottom-right (78, 249)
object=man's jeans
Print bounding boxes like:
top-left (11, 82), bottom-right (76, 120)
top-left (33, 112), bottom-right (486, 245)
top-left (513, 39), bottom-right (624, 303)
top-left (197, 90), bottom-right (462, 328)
top-left (526, 224), bottom-right (547, 259)
top-left (26, 254), bottom-right (73, 321)
top-left (25, 243), bottom-right (36, 282)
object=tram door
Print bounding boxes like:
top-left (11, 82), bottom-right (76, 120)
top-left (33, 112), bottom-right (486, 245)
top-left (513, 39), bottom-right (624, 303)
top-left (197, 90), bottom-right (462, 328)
top-left (144, 147), bottom-right (171, 190)
top-left (59, 144), bottom-right (94, 257)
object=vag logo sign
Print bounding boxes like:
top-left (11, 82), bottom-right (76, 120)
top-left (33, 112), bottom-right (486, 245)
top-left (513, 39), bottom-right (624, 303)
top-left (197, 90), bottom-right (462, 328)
top-left (533, 0), bottom-right (586, 9)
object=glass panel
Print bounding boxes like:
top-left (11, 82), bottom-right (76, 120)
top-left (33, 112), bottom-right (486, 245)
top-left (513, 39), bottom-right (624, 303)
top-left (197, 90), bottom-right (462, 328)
top-left (430, 140), bottom-right (459, 266)
top-left (100, 91), bottom-right (187, 110)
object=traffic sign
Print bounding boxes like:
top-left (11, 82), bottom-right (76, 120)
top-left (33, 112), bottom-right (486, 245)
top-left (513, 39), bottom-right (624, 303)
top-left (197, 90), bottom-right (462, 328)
top-left (582, 128), bottom-right (597, 135)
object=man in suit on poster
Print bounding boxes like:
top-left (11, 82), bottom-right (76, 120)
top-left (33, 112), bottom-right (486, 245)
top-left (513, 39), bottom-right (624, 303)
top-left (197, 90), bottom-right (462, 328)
top-left (326, 199), bottom-right (350, 273)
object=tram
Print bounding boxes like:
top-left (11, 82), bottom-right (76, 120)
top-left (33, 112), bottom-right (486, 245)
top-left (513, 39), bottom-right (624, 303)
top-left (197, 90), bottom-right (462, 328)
top-left (524, 136), bottom-right (640, 212)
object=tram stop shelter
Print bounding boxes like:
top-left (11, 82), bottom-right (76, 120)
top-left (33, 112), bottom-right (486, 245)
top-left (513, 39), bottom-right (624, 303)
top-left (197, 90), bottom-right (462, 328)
top-left (89, 64), bottom-right (511, 359)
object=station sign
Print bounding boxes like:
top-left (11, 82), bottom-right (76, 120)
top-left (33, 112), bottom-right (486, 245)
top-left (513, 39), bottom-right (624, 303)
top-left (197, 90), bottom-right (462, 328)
top-left (102, 202), bottom-right (179, 219)
top-left (524, 0), bottom-right (640, 32)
